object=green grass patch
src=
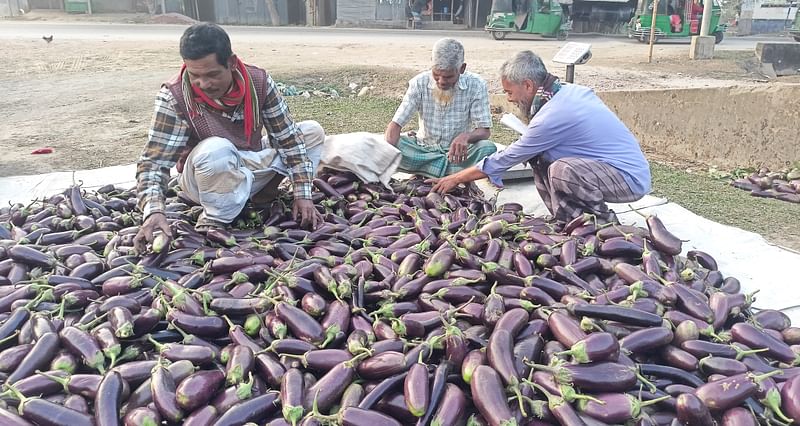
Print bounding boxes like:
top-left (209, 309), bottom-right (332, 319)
top-left (287, 93), bottom-right (799, 250)
top-left (650, 163), bottom-right (799, 250)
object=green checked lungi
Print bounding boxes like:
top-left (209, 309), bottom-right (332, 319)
top-left (396, 136), bottom-right (497, 178)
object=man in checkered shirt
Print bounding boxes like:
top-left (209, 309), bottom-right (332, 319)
top-left (383, 38), bottom-right (497, 179)
top-left (133, 23), bottom-right (323, 252)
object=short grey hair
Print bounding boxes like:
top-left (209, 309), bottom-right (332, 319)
top-left (499, 50), bottom-right (548, 86)
top-left (432, 38), bottom-right (464, 71)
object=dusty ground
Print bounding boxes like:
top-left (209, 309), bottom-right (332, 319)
top-left (0, 14), bottom-right (797, 177)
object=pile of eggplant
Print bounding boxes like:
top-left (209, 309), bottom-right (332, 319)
top-left (730, 168), bottom-right (800, 203)
top-left (0, 171), bottom-right (799, 426)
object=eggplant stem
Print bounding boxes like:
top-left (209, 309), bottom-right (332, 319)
top-left (0, 330), bottom-right (20, 346)
top-left (639, 395), bottom-right (671, 408)
top-left (632, 368), bottom-right (658, 393)
top-left (37, 371), bottom-right (69, 389)
top-left (77, 312), bottom-right (109, 331)
top-left (146, 334), bottom-right (167, 353)
top-left (511, 384), bottom-right (528, 418)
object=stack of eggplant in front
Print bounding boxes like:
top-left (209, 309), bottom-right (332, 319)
top-left (0, 172), bottom-right (798, 426)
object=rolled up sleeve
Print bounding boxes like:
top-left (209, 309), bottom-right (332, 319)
top-left (391, 77), bottom-right (421, 127)
top-left (136, 87), bottom-right (191, 218)
top-left (476, 121), bottom-right (559, 187)
top-left (261, 74), bottom-right (313, 200)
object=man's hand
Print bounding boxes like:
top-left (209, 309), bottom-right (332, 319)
top-left (133, 212), bottom-right (171, 254)
top-left (293, 198), bottom-right (321, 229)
top-left (384, 122), bottom-right (402, 146)
top-left (448, 133), bottom-right (470, 164)
top-left (430, 174), bottom-right (462, 194)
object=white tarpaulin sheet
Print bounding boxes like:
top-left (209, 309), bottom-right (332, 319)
top-left (2, 164), bottom-right (799, 324)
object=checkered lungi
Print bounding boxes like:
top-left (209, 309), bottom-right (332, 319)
top-left (533, 157), bottom-right (643, 223)
top-left (396, 135), bottom-right (497, 178)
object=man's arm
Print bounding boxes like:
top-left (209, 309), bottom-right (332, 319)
top-left (134, 87), bottom-right (190, 252)
top-left (447, 76), bottom-right (493, 162)
top-left (384, 121), bottom-right (403, 146)
top-left (463, 127), bottom-right (491, 144)
top-left (448, 127), bottom-right (490, 163)
top-left (431, 166), bottom-right (487, 193)
top-left (384, 77), bottom-right (421, 145)
top-left (136, 87), bottom-right (191, 217)
top-left (261, 74), bottom-right (313, 201)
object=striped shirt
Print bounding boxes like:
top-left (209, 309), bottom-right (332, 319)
top-left (136, 74), bottom-right (313, 218)
top-left (392, 71), bottom-right (492, 149)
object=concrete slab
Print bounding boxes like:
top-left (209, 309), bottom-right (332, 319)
top-left (2, 164), bottom-right (799, 324)
top-left (756, 42), bottom-right (800, 76)
top-left (689, 35), bottom-right (716, 60)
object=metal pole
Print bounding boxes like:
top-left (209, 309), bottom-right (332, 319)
top-left (87, 0), bottom-right (93, 14)
top-left (565, 64), bottom-right (575, 83)
top-left (700, 0), bottom-right (712, 35)
top-left (647, 0), bottom-right (659, 63)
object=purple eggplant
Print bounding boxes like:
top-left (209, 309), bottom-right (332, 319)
top-left (578, 392), bottom-right (670, 423)
top-left (340, 407), bottom-right (402, 426)
top-left (59, 327), bottom-right (105, 373)
top-left (645, 215), bottom-right (682, 255)
top-left (303, 358), bottom-right (362, 412)
top-left (404, 362), bottom-right (429, 417)
top-left (357, 351), bottom-right (407, 380)
top-left (570, 304), bottom-right (664, 328)
top-left (695, 370), bottom-right (781, 412)
top-left (557, 332), bottom-right (620, 364)
top-left (430, 383), bottom-right (468, 426)
top-left (731, 322), bottom-right (800, 365)
top-left (175, 369), bottom-right (225, 413)
top-left (276, 302), bottom-right (325, 345)
top-left (123, 407), bottom-right (162, 426)
top-left (281, 368), bottom-right (304, 425)
top-left (535, 362), bottom-right (638, 392)
top-left (150, 363), bottom-right (183, 423)
top-left (619, 327), bottom-right (673, 355)
top-left (212, 391), bottom-right (280, 426)
top-left (183, 405), bottom-right (218, 426)
top-left (470, 365), bottom-right (515, 426)
top-left (95, 370), bottom-right (125, 426)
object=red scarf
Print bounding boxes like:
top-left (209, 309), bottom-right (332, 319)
top-left (181, 58), bottom-right (260, 146)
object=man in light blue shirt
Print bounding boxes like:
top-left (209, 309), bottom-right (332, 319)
top-left (432, 50), bottom-right (651, 223)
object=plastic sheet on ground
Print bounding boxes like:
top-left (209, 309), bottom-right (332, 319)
top-left (2, 164), bottom-right (799, 325)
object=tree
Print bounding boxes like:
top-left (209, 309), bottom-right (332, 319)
top-left (265, 0), bottom-right (280, 25)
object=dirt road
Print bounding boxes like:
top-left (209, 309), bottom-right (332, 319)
top-left (0, 20), bottom-right (794, 176)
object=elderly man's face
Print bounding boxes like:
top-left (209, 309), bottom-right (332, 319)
top-left (501, 78), bottom-right (537, 117)
top-left (432, 67), bottom-right (461, 91)
top-left (432, 64), bottom-right (466, 105)
top-left (185, 53), bottom-right (235, 100)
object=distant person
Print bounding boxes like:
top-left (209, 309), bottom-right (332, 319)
top-left (383, 38), bottom-right (497, 178)
top-left (431, 50), bottom-right (651, 223)
top-left (410, 0), bottom-right (427, 26)
top-left (134, 23), bottom-right (324, 250)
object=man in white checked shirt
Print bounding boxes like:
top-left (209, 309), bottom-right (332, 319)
top-left (383, 38), bottom-right (497, 178)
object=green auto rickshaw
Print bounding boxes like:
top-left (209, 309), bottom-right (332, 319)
top-left (485, 0), bottom-right (572, 41)
top-left (791, 11), bottom-right (799, 42)
top-left (627, 0), bottom-right (726, 44)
